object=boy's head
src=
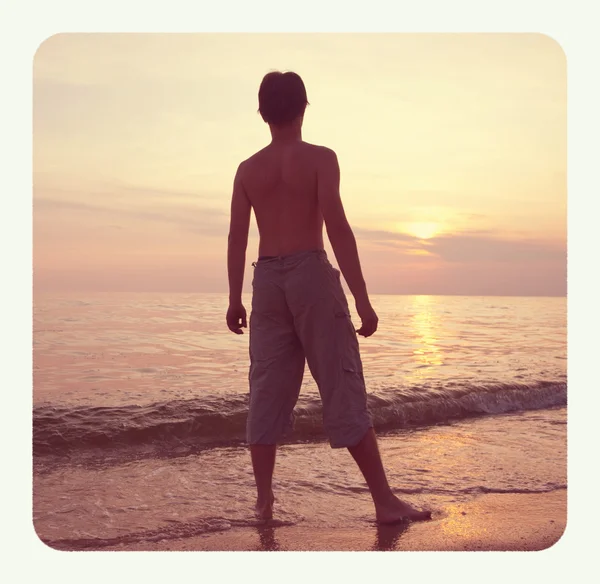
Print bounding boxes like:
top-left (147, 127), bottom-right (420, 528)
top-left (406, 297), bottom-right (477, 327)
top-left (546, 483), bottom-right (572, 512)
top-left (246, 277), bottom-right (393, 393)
top-left (258, 71), bottom-right (309, 127)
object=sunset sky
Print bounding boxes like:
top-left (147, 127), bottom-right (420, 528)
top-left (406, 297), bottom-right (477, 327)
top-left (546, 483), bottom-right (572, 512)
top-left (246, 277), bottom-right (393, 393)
top-left (33, 33), bottom-right (566, 296)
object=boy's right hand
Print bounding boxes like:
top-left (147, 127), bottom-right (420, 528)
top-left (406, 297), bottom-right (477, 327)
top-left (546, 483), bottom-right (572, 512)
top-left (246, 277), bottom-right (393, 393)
top-left (355, 299), bottom-right (378, 338)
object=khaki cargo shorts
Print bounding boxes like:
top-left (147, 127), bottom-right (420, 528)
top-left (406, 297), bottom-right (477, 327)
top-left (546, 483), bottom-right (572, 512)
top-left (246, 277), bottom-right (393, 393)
top-left (247, 249), bottom-right (372, 448)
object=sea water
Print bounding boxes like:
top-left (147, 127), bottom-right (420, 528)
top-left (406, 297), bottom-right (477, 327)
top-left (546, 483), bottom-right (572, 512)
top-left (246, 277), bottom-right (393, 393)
top-left (32, 293), bottom-right (566, 550)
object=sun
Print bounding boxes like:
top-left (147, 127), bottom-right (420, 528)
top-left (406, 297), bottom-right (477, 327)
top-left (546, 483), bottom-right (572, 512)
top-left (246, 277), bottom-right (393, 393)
top-left (405, 222), bottom-right (440, 240)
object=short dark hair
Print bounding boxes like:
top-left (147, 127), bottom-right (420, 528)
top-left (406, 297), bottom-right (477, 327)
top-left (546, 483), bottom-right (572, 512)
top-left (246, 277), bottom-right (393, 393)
top-left (258, 71), bottom-right (309, 126)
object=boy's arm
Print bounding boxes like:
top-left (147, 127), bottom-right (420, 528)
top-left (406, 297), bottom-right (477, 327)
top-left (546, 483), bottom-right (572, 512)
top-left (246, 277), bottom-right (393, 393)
top-left (317, 148), bottom-right (378, 337)
top-left (317, 148), bottom-right (369, 304)
top-left (227, 163), bottom-right (251, 308)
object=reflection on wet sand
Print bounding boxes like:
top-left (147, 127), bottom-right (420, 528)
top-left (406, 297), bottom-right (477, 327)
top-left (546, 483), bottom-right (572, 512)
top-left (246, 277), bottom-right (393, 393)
top-left (373, 521), bottom-right (411, 551)
top-left (439, 503), bottom-right (488, 540)
top-left (255, 524), bottom-right (280, 551)
top-left (253, 520), bottom-right (413, 551)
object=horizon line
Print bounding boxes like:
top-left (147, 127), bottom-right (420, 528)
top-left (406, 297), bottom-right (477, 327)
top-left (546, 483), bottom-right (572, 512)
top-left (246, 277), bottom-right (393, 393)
top-left (32, 290), bottom-right (567, 299)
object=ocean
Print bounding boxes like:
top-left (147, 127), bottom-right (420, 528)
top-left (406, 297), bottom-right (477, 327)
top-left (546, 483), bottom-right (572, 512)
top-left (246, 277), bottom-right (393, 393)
top-left (32, 293), bottom-right (567, 550)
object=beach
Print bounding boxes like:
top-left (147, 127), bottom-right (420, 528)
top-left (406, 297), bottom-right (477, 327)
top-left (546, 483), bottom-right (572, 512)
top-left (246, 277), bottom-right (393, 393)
top-left (96, 491), bottom-right (566, 552)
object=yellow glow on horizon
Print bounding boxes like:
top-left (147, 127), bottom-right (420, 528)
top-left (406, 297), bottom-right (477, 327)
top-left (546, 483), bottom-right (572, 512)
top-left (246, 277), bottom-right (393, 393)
top-left (405, 249), bottom-right (434, 256)
top-left (404, 222), bottom-right (441, 240)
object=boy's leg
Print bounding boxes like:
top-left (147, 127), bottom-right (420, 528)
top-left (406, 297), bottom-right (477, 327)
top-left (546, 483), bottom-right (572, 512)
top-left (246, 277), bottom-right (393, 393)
top-left (247, 262), bottom-right (305, 520)
top-left (250, 444), bottom-right (277, 520)
top-left (348, 428), bottom-right (431, 523)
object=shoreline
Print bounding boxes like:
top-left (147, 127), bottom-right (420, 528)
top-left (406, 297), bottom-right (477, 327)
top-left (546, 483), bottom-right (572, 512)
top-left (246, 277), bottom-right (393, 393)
top-left (97, 490), bottom-right (566, 552)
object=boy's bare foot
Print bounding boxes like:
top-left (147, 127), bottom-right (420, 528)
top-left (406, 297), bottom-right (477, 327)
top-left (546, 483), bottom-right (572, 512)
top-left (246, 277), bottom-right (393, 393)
top-left (255, 491), bottom-right (275, 522)
top-left (375, 494), bottom-right (431, 524)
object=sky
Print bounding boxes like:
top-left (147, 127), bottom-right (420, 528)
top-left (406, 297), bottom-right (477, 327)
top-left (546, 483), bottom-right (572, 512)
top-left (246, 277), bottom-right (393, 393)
top-left (33, 33), bottom-right (566, 296)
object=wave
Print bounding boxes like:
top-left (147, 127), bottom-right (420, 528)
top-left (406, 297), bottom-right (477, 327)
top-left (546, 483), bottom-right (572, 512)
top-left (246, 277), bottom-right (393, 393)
top-left (33, 380), bottom-right (566, 457)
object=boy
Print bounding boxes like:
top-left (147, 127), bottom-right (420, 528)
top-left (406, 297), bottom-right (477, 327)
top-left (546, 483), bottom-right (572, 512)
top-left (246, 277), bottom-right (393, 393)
top-left (226, 71), bottom-right (430, 524)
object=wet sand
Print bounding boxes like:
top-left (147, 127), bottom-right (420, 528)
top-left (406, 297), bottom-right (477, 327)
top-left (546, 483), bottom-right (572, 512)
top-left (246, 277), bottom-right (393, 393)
top-left (102, 490), bottom-right (566, 552)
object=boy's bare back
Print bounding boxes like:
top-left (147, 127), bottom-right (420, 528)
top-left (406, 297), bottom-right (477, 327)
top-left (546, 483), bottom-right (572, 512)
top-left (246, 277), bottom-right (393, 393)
top-left (238, 141), bottom-right (335, 257)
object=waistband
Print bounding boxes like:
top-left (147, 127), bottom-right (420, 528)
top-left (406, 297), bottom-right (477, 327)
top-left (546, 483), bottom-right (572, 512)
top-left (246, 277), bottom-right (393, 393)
top-left (252, 249), bottom-right (326, 267)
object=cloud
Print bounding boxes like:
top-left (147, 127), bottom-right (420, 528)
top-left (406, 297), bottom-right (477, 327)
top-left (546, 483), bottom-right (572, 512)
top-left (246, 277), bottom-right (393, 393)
top-left (33, 176), bottom-right (234, 239)
top-left (34, 196), bottom-right (229, 237)
top-left (428, 233), bottom-right (565, 263)
top-left (33, 176), bottom-right (224, 203)
top-left (354, 226), bottom-right (565, 264)
top-left (353, 227), bottom-right (416, 244)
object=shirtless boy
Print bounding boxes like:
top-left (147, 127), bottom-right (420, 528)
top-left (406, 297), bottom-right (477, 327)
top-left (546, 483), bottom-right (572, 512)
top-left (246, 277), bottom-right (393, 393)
top-left (226, 71), bottom-right (431, 524)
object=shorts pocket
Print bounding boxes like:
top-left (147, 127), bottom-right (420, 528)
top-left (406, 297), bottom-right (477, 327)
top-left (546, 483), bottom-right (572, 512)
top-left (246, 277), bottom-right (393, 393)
top-left (342, 356), bottom-right (363, 375)
top-left (334, 310), bottom-right (364, 376)
top-left (340, 353), bottom-right (367, 413)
